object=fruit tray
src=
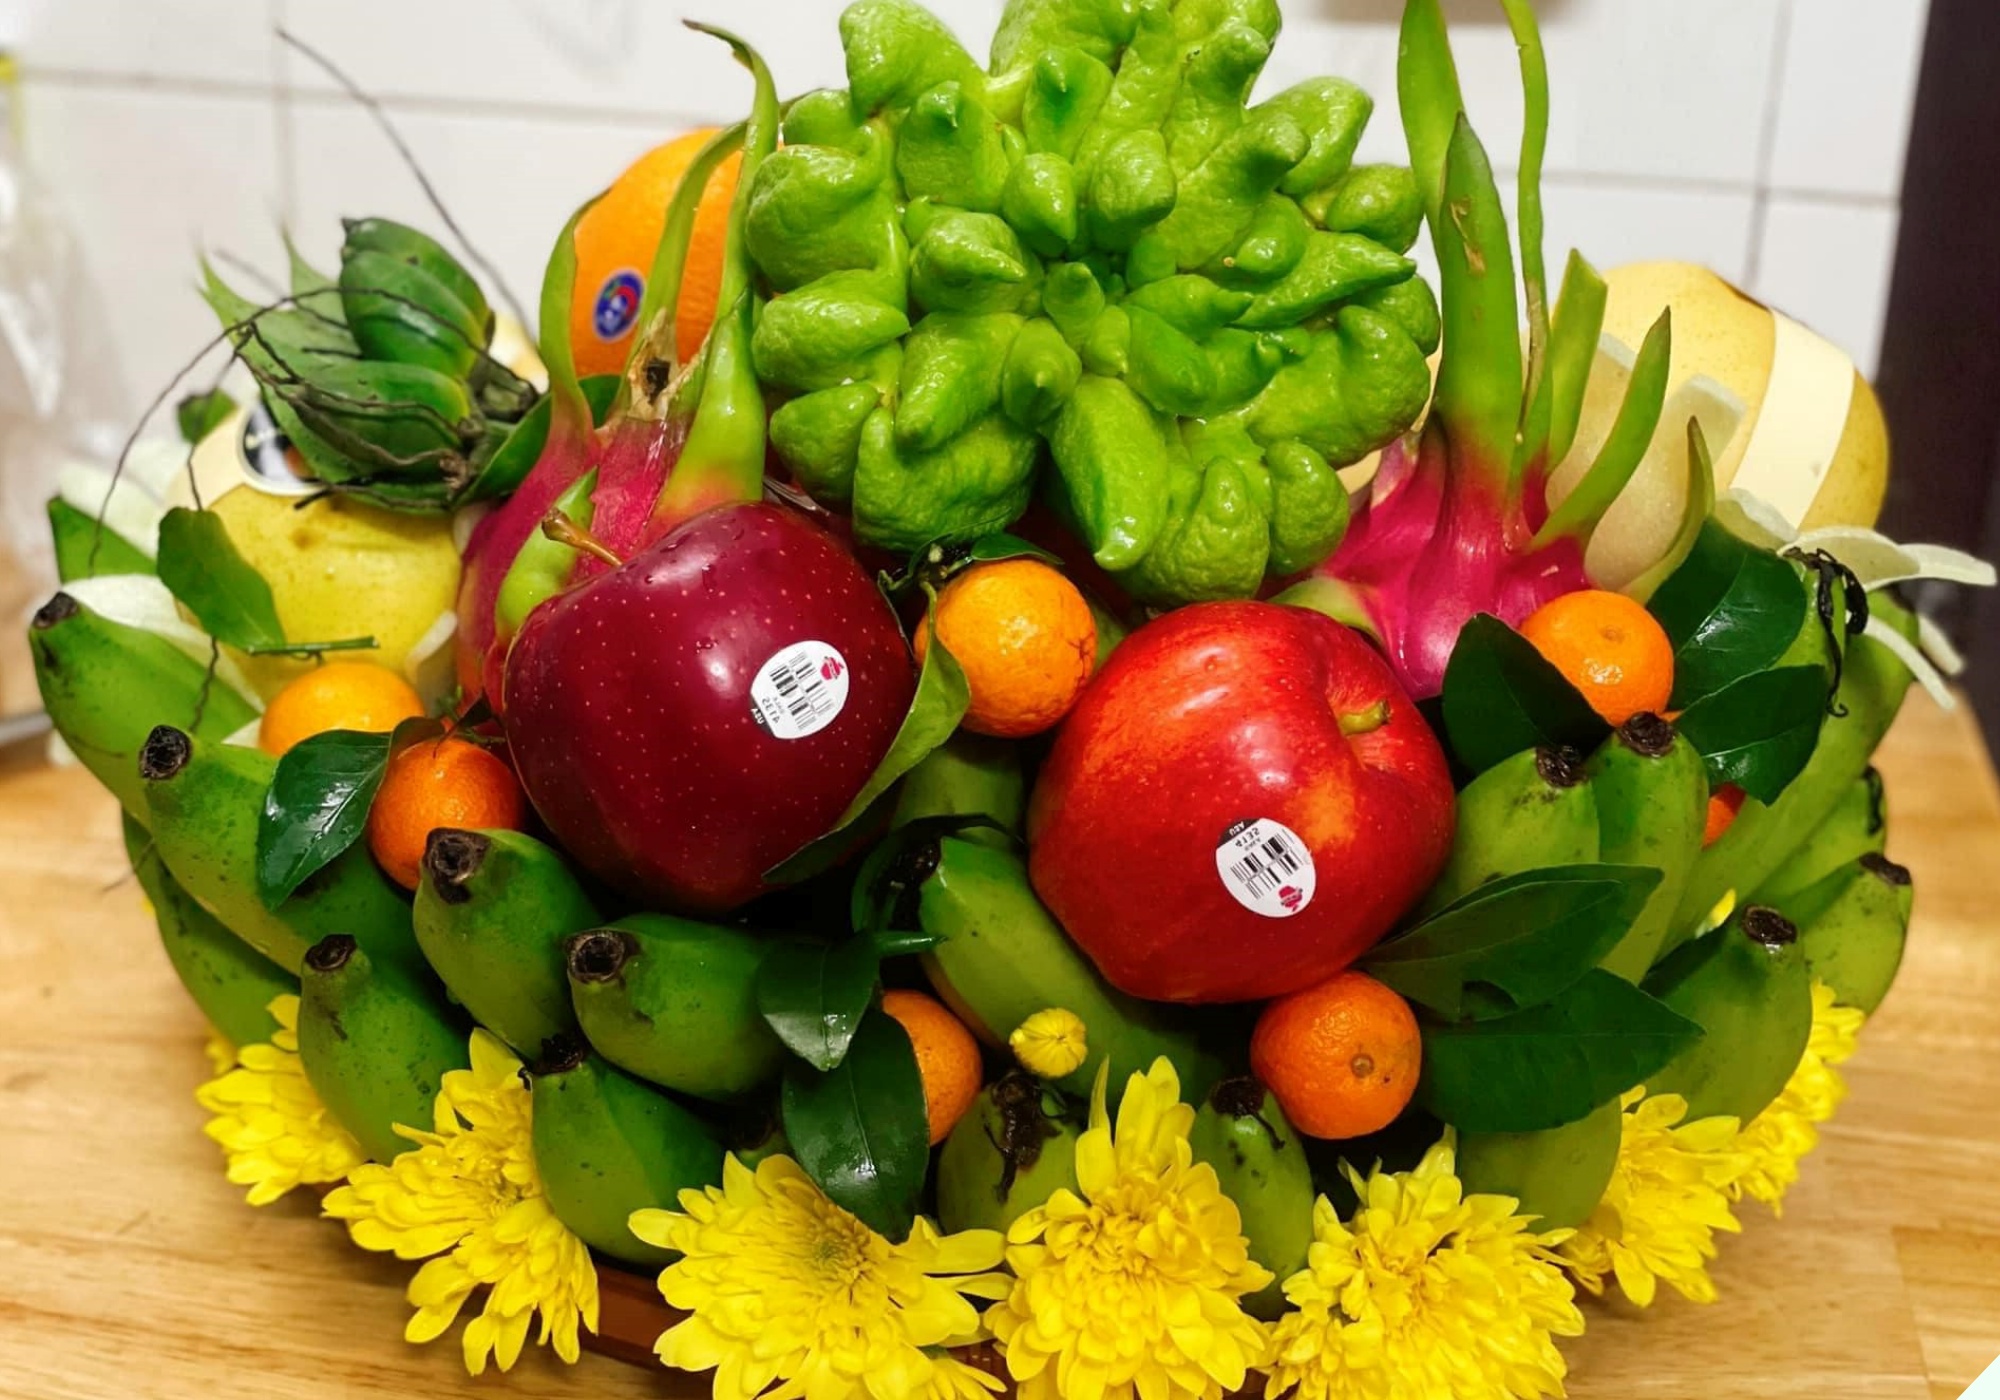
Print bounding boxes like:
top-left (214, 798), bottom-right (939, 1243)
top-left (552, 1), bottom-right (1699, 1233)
top-left (30, 0), bottom-right (1997, 1398)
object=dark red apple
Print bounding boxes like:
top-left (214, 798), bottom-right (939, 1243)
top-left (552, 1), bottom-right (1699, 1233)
top-left (503, 501), bottom-right (913, 913)
top-left (1027, 601), bottom-right (1454, 1003)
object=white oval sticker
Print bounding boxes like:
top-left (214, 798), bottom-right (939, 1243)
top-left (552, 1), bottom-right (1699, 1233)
top-left (750, 641), bottom-right (850, 740)
top-left (1215, 818), bottom-right (1316, 918)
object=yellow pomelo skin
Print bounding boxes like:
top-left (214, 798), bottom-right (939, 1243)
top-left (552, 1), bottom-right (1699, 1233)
top-left (208, 486), bottom-right (461, 701)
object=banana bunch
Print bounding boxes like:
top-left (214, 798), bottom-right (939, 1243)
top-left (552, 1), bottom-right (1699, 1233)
top-left (201, 219), bottom-right (537, 513)
top-left (745, 0), bottom-right (1437, 603)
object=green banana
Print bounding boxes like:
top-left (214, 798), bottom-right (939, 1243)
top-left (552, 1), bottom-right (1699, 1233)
top-left (890, 732), bottom-right (1026, 844)
top-left (1795, 853), bottom-right (1912, 1014)
top-left (1456, 1097), bottom-right (1621, 1231)
top-left (915, 835), bottom-right (1223, 1099)
top-left (1673, 603), bottom-right (1917, 941)
top-left (342, 217), bottom-right (493, 339)
top-left (137, 726), bottom-right (420, 976)
top-left (30, 592), bottom-right (257, 826)
top-left (529, 1037), bottom-right (726, 1267)
top-left (338, 249), bottom-right (484, 379)
top-left (1419, 745), bottom-right (1599, 915)
top-left (1588, 714), bottom-right (1709, 980)
top-left (1749, 770), bottom-right (1887, 925)
top-left (270, 358), bottom-right (480, 471)
top-left (123, 814), bottom-right (294, 1048)
top-left (1643, 903), bottom-right (1811, 1123)
top-left (295, 933), bottom-right (469, 1163)
top-left (565, 915), bottom-right (786, 1101)
top-left (413, 828), bottom-right (600, 1056)
top-left (936, 1070), bottom-right (1080, 1235)
top-left (1190, 1077), bottom-right (1314, 1318)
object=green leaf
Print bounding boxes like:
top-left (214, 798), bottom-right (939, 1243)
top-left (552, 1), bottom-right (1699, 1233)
top-left (764, 623), bottom-right (971, 884)
top-left (1364, 864), bottom-right (1662, 1019)
top-left (255, 729), bottom-right (392, 907)
top-left (848, 814), bottom-right (1007, 936)
top-left (1648, 519), bottom-right (1809, 708)
top-left (1440, 614), bottom-right (1609, 775)
top-left (156, 507), bottom-right (286, 651)
top-left (781, 1006), bottom-right (930, 1240)
top-left (458, 375), bottom-right (619, 503)
top-left (1674, 665), bottom-right (1829, 803)
top-left (756, 935), bottom-right (885, 1071)
top-left (969, 531), bottom-right (1061, 566)
top-left (1416, 968), bottom-right (1701, 1133)
top-left (47, 498), bottom-right (154, 581)
top-left (176, 389), bottom-right (238, 446)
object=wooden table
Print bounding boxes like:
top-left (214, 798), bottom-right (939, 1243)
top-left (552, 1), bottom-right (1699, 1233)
top-left (2, 702), bottom-right (1998, 1400)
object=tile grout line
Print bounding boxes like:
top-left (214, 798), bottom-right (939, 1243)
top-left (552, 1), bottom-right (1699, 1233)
top-left (1741, 0), bottom-right (1796, 289)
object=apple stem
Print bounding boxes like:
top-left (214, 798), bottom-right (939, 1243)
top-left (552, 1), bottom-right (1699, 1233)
top-left (1336, 699), bottom-right (1392, 737)
top-left (541, 508), bottom-right (624, 570)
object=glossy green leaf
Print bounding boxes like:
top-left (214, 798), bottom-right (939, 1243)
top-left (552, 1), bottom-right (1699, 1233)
top-left (756, 935), bottom-right (887, 1071)
top-left (1675, 664), bottom-right (1829, 803)
top-left (969, 531), bottom-right (1062, 566)
top-left (1440, 613), bottom-right (1610, 775)
top-left (47, 499), bottom-right (153, 582)
top-left (458, 375), bottom-right (619, 503)
top-left (176, 389), bottom-right (238, 446)
top-left (1649, 519), bottom-right (1810, 708)
top-left (781, 1005), bottom-right (930, 1240)
top-left (255, 729), bottom-right (391, 907)
top-left (156, 507), bottom-right (286, 651)
top-left (1416, 969), bottom-right (1702, 1133)
top-left (1364, 864), bottom-right (1662, 1019)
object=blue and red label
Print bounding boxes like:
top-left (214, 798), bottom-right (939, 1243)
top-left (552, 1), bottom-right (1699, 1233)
top-left (593, 269), bottom-right (645, 341)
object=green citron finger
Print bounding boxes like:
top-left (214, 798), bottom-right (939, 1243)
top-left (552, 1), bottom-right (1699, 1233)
top-left (1643, 904), bottom-right (1812, 1124)
top-left (1749, 771), bottom-right (1887, 924)
top-left (1456, 1096), bottom-right (1621, 1231)
top-left (853, 407), bottom-right (1041, 553)
top-left (896, 312), bottom-right (1024, 451)
top-left (337, 248), bottom-right (483, 379)
top-left (413, 828), bottom-right (600, 1057)
top-left (124, 814), bottom-right (293, 1049)
top-left (916, 836), bottom-right (1222, 1099)
top-left (1048, 374), bottom-right (1179, 570)
top-left (1304, 164), bottom-right (1423, 253)
top-left (1191, 1077), bottom-right (1313, 1318)
top-left (1796, 854), bottom-right (1912, 1014)
top-left (137, 726), bottom-right (419, 976)
top-left (295, 933), bottom-right (469, 1164)
top-left (341, 217), bottom-right (491, 335)
top-left (1588, 715), bottom-right (1709, 981)
top-left (936, 1071), bottom-right (1079, 1235)
top-left (29, 592), bottom-right (257, 827)
top-left (890, 732), bottom-right (1027, 844)
top-left (529, 1038), bottom-right (725, 1267)
top-left (769, 382), bottom-right (882, 508)
top-left (1000, 316), bottom-right (1084, 429)
top-left (1232, 232), bottom-right (1415, 331)
top-left (1420, 745), bottom-right (1599, 916)
top-left (565, 915), bottom-right (786, 1102)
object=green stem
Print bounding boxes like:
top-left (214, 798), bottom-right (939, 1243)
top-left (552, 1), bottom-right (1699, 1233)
top-left (537, 198), bottom-right (599, 433)
top-left (648, 24), bottom-right (780, 535)
top-left (1500, 0), bottom-right (1552, 483)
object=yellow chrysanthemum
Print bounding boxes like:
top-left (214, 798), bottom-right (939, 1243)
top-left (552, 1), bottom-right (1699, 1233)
top-left (1731, 982), bottom-right (1866, 1213)
top-left (322, 1030), bottom-right (599, 1375)
top-left (1557, 1088), bottom-right (1748, 1307)
top-left (986, 1057), bottom-right (1271, 1400)
top-left (194, 994), bottom-right (364, 1205)
top-left (630, 1153), bottom-right (1009, 1400)
top-left (202, 1030), bottom-right (236, 1077)
top-left (1010, 1008), bottom-right (1088, 1079)
top-left (1262, 1137), bottom-right (1582, 1400)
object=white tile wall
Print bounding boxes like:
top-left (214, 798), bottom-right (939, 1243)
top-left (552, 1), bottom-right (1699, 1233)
top-left (8, 0), bottom-right (1929, 421)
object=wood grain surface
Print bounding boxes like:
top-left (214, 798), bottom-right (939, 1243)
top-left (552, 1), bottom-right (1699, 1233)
top-left (1, 699), bottom-right (1997, 1400)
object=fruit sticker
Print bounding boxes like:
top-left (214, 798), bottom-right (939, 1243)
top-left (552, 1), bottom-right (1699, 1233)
top-left (1215, 818), bottom-right (1316, 919)
top-left (749, 641), bottom-right (850, 741)
top-left (591, 269), bottom-right (644, 341)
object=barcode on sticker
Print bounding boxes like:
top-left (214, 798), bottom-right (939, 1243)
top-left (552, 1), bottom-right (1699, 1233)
top-left (1215, 818), bottom-right (1315, 919)
top-left (750, 641), bottom-right (850, 741)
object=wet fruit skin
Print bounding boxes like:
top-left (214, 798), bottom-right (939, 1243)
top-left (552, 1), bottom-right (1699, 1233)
top-left (1028, 601), bottom-right (1455, 1004)
top-left (502, 502), bottom-right (914, 913)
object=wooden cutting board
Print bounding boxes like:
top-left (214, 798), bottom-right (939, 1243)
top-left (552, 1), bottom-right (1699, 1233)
top-left (2, 697), bottom-right (1997, 1399)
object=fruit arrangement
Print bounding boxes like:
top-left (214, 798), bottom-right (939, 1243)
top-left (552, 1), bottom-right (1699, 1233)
top-left (31, 2), bottom-right (1997, 1398)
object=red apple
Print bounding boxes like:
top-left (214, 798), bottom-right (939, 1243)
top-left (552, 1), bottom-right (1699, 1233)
top-left (1027, 601), bottom-right (1454, 1003)
top-left (503, 501), bottom-right (914, 913)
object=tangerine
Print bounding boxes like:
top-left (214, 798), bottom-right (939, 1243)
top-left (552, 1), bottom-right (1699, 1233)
top-left (258, 662), bottom-right (425, 756)
top-left (1250, 970), bottom-right (1421, 1140)
top-left (366, 737), bottom-right (527, 890)
top-left (1704, 783), bottom-right (1747, 846)
top-left (1519, 589), bottom-right (1676, 727)
top-left (880, 989), bottom-right (982, 1145)
top-left (915, 558), bottom-right (1097, 738)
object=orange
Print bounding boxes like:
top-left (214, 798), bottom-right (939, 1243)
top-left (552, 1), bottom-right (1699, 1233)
top-left (569, 129), bottom-right (741, 379)
top-left (258, 661), bottom-right (425, 756)
top-left (1250, 970), bottom-right (1421, 1140)
top-left (366, 737), bottom-right (527, 890)
top-left (880, 989), bottom-right (982, 1145)
top-left (1704, 783), bottom-right (1747, 846)
top-left (915, 559), bottom-right (1097, 738)
top-left (1519, 589), bottom-right (1676, 727)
